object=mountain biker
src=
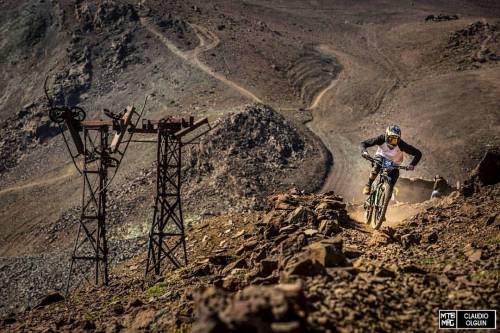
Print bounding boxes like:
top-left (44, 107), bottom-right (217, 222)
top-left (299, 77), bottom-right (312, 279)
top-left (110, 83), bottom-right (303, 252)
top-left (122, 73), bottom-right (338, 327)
top-left (360, 125), bottom-right (422, 195)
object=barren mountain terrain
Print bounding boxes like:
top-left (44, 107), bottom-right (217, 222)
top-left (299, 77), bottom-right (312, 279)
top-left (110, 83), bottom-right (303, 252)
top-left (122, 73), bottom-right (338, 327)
top-left (0, 0), bottom-right (499, 332)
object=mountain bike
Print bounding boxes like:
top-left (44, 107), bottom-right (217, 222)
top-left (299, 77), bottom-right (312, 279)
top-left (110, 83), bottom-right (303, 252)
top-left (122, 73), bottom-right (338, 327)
top-left (363, 155), bottom-right (410, 229)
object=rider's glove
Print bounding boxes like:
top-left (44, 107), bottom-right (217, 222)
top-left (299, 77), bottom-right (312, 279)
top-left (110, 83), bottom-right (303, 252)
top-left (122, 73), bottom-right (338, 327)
top-left (362, 150), bottom-right (369, 158)
top-left (407, 165), bottom-right (415, 171)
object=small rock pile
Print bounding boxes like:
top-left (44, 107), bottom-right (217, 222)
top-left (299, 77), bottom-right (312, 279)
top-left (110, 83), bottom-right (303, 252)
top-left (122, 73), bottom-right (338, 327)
top-left (198, 189), bottom-right (350, 293)
top-left (186, 189), bottom-right (352, 332)
top-left (188, 182), bottom-right (500, 332)
top-left (191, 282), bottom-right (308, 333)
top-left (444, 21), bottom-right (500, 70)
top-left (183, 104), bottom-right (322, 216)
top-left (425, 14), bottom-right (459, 22)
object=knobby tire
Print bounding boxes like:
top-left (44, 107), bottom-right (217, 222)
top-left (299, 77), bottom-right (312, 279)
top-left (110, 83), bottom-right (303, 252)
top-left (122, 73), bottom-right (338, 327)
top-left (373, 182), bottom-right (392, 230)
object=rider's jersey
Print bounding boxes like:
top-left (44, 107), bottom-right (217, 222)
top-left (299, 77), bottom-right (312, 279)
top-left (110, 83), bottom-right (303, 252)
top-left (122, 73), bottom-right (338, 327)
top-left (360, 134), bottom-right (422, 166)
top-left (375, 143), bottom-right (404, 165)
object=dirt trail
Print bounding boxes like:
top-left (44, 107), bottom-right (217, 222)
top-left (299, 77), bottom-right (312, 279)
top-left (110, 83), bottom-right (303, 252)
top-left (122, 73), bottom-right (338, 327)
top-left (0, 164), bottom-right (76, 196)
top-left (305, 46), bottom-right (360, 197)
top-left (140, 15), bottom-right (351, 198)
top-left (139, 16), bottom-right (424, 228)
top-left (348, 201), bottom-right (429, 229)
top-left (304, 44), bottom-right (429, 231)
top-left (308, 77), bottom-right (340, 110)
top-left (139, 17), bottom-right (262, 103)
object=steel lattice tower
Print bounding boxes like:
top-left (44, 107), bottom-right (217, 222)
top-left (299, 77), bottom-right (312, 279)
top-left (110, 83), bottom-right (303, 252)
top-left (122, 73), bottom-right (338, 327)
top-left (145, 126), bottom-right (188, 275)
top-left (66, 125), bottom-right (112, 291)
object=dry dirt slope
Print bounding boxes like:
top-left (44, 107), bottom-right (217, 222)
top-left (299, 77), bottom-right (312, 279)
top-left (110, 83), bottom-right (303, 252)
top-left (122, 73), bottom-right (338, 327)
top-left (1, 0), bottom-right (499, 250)
top-left (1, 157), bottom-right (498, 332)
top-left (0, 0), bottom-right (500, 329)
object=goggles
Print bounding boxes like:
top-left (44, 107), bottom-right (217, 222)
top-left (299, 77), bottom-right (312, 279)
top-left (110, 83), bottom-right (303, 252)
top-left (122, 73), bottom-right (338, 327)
top-left (387, 135), bottom-right (399, 145)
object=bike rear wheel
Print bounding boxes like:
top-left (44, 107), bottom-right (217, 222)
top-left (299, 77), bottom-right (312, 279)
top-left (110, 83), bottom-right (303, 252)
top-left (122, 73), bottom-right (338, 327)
top-left (372, 183), bottom-right (392, 230)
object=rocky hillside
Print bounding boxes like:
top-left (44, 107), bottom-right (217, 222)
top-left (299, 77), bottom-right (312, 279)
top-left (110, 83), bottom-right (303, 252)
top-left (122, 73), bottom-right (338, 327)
top-left (183, 103), bottom-right (330, 215)
top-left (1, 0), bottom-right (500, 332)
top-left (0, 103), bottom-right (329, 312)
top-left (2, 154), bottom-right (498, 332)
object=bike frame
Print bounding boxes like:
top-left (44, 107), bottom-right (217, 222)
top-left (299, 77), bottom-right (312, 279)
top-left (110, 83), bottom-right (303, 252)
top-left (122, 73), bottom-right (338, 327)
top-left (364, 156), bottom-right (407, 228)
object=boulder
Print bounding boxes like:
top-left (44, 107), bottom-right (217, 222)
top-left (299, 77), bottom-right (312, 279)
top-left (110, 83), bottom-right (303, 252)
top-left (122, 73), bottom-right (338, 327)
top-left (287, 206), bottom-right (317, 225)
top-left (401, 264), bottom-right (427, 275)
top-left (209, 255), bottom-right (235, 266)
top-left (461, 148), bottom-right (500, 196)
top-left (285, 258), bottom-right (326, 277)
top-left (318, 219), bottom-right (341, 236)
top-left (374, 266), bottom-right (396, 278)
top-left (285, 238), bottom-right (346, 277)
top-left (222, 258), bottom-right (248, 275)
top-left (472, 148), bottom-right (500, 185)
top-left (192, 283), bottom-right (307, 333)
top-left (304, 238), bottom-right (346, 267)
top-left (315, 200), bottom-right (346, 211)
top-left (369, 230), bottom-right (393, 246)
top-left (257, 259), bottom-right (278, 278)
top-left (401, 233), bottom-right (421, 248)
top-left (222, 274), bottom-right (245, 291)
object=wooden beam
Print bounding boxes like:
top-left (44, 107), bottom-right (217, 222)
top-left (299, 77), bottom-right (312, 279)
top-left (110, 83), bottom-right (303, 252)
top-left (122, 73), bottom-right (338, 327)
top-left (110, 106), bottom-right (135, 153)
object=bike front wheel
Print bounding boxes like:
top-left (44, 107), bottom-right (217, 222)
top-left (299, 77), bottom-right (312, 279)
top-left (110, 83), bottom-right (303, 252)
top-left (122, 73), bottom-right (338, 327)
top-left (364, 197), bottom-right (374, 225)
top-left (372, 183), bottom-right (392, 230)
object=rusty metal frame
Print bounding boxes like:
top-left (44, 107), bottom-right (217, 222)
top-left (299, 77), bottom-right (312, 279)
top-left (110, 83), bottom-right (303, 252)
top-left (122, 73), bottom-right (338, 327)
top-left (145, 126), bottom-right (188, 276)
top-left (66, 125), bottom-right (112, 293)
top-left (52, 97), bottom-right (210, 290)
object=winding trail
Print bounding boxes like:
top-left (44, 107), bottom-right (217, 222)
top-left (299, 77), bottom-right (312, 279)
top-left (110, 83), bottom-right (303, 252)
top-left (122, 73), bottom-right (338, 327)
top-left (305, 46), bottom-right (357, 197)
top-left (140, 15), bottom-right (348, 196)
top-left (139, 17), bottom-right (262, 103)
top-left (309, 75), bottom-right (340, 110)
top-left (139, 14), bottom-right (350, 192)
top-left (3, 19), bottom-right (393, 208)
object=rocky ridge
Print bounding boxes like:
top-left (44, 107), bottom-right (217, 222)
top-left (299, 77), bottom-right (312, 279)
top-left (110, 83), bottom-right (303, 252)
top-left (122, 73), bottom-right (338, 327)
top-left (443, 21), bottom-right (500, 70)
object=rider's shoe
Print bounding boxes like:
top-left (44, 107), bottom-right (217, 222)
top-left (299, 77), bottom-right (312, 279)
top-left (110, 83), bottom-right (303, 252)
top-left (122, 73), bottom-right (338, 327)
top-left (363, 184), bottom-right (371, 195)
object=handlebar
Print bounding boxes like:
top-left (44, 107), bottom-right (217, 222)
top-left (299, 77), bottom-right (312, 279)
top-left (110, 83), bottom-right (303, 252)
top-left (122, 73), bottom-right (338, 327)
top-left (362, 154), bottom-right (412, 170)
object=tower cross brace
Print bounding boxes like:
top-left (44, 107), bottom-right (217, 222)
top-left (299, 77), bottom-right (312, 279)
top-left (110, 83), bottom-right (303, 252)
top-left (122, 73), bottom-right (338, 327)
top-left (145, 127), bottom-right (188, 276)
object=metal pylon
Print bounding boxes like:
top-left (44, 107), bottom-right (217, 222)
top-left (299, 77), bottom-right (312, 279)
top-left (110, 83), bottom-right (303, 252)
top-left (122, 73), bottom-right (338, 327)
top-left (145, 127), bottom-right (188, 276)
top-left (66, 126), bottom-right (112, 292)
